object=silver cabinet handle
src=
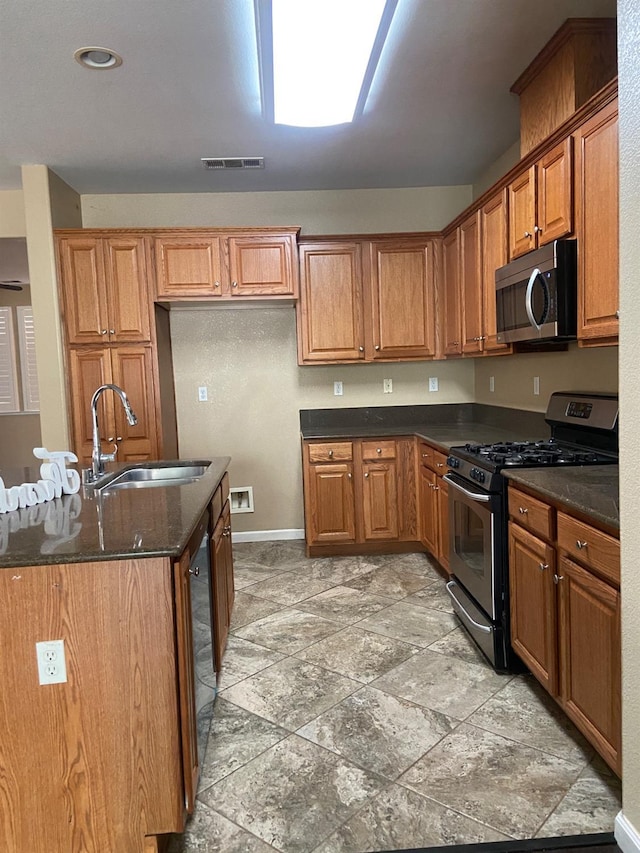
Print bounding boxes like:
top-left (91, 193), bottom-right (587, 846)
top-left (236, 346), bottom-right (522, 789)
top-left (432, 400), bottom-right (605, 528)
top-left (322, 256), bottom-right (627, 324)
top-left (347, 473), bottom-right (352, 479)
top-left (576, 540), bottom-right (588, 550)
top-left (553, 573), bottom-right (564, 584)
top-left (359, 346), bottom-right (364, 352)
top-left (519, 507), bottom-right (528, 514)
top-left (376, 448), bottom-right (382, 454)
top-left (374, 345), bottom-right (380, 351)
top-left (451, 341), bottom-right (460, 346)
top-left (109, 328), bottom-right (115, 334)
top-left (538, 562), bottom-right (549, 571)
top-left (214, 281), bottom-right (220, 288)
top-left (364, 472), bottom-right (369, 478)
top-left (436, 463), bottom-right (444, 468)
top-left (188, 565), bottom-right (200, 577)
top-left (101, 329), bottom-right (108, 335)
top-left (422, 453), bottom-right (429, 458)
top-left (616, 310), bottom-right (620, 319)
top-left (433, 485), bottom-right (440, 491)
top-left (534, 225), bottom-right (541, 234)
top-left (232, 281), bottom-right (238, 287)
top-left (116, 436), bottom-right (122, 442)
top-left (328, 449), bottom-right (333, 458)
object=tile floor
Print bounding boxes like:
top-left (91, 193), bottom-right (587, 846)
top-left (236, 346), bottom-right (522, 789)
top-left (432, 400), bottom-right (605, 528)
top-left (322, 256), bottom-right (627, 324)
top-left (168, 541), bottom-right (621, 853)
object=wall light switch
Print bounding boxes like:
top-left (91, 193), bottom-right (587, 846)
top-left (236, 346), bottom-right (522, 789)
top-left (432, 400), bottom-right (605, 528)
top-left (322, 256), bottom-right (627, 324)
top-left (36, 640), bottom-right (67, 685)
top-left (533, 376), bottom-right (540, 396)
top-left (383, 379), bottom-right (393, 394)
top-left (198, 386), bottom-right (208, 402)
top-left (489, 376), bottom-right (495, 393)
top-left (333, 381), bottom-right (343, 396)
top-left (428, 377), bottom-right (439, 392)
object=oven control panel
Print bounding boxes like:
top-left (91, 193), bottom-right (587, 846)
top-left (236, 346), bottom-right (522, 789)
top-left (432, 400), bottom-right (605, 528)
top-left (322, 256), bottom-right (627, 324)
top-left (469, 467), bottom-right (486, 484)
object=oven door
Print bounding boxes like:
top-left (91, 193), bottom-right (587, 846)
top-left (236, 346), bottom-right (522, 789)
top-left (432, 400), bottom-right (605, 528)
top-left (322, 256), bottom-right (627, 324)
top-left (444, 472), bottom-right (501, 619)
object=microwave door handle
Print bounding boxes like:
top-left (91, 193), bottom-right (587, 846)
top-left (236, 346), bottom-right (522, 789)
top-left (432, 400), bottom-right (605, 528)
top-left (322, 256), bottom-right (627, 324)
top-left (443, 473), bottom-right (492, 503)
top-left (525, 268), bottom-right (542, 331)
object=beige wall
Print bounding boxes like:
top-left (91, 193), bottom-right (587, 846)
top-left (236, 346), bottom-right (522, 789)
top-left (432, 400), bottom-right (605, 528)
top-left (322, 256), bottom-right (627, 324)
top-left (618, 0), bottom-right (640, 838)
top-left (81, 186), bottom-right (473, 234)
top-left (474, 344), bottom-right (619, 412)
top-left (21, 166), bottom-right (81, 452)
top-left (472, 140), bottom-right (521, 200)
top-left (0, 190), bottom-right (26, 237)
top-left (170, 307), bottom-right (474, 533)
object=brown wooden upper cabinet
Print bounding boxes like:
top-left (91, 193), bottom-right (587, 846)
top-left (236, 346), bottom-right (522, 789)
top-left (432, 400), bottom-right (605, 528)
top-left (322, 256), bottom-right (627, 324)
top-left (297, 236), bottom-right (437, 364)
top-left (442, 228), bottom-right (462, 356)
top-left (480, 189), bottom-right (511, 355)
top-left (507, 137), bottom-right (573, 259)
top-left (57, 234), bottom-right (152, 345)
top-left (459, 211), bottom-right (483, 355)
top-left (154, 228), bottom-right (299, 300)
top-left (575, 98), bottom-right (619, 345)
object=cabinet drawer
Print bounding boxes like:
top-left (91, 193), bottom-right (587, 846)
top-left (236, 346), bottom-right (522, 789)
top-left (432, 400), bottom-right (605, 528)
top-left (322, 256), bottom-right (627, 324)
top-left (362, 440), bottom-right (396, 460)
top-left (509, 487), bottom-right (554, 540)
top-left (557, 513), bottom-right (620, 586)
top-left (418, 442), bottom-right (447, 472)
top-left (308, 442), bottom-right (353, 463)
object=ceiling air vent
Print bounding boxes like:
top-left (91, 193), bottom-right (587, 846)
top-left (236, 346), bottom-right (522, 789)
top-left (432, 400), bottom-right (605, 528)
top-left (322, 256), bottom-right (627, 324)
top-left (201, 157), bottom-right (265, 170)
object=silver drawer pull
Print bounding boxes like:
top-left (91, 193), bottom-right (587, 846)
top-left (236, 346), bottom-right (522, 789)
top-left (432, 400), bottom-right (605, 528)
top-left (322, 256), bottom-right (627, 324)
top-left (519, 507), bottom-right (528, 514)
top-left (347, 473), bottom-right (352, 479)
top-left (359, 346), bottom-right (364, 352)
top-left (538, 562), bottom-right (549, 571)
top-left (328, 450), bottom-right (333, 458)
top-left (188, 565), bottom-right (200, 577)
top-left (376, 448), bottom-right (382, 454)
top-left (576, 540), bottom-right (588, 550)
top-left (553, 573), bottom-right (564, 584)
top-left (364, 472), bottom-right (369, 478)
top-left (436, 462), bottom-right (444, 468)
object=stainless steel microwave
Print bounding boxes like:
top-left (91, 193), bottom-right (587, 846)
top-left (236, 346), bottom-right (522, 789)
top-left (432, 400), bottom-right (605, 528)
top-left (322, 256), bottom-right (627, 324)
top-left (495, 239), bottom-right (577, 344)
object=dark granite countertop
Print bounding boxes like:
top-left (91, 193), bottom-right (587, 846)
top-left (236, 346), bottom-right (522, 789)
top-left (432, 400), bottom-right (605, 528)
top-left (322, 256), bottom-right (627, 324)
top-left (300, 404), bottom-right (549, 453)
top-left (0, 457), bottom-right (230, 569)
top-left (503, 466), bottom-right (619, 531)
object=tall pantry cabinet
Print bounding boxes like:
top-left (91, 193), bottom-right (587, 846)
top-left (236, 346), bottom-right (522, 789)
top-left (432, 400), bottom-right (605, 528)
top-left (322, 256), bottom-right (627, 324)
top-left (56, 232), bottom-right (177, 465)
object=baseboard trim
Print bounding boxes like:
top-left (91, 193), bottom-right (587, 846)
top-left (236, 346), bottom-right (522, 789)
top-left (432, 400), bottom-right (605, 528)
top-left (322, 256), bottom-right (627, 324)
top-left (231, 528), bottom-right (305, 543)
top-left (616, 811), bottom-right (640, 853)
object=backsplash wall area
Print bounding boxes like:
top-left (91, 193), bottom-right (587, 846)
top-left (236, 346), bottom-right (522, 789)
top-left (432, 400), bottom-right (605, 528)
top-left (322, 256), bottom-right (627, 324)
top-left (474, 345), bottom-right (619, 411)
top-left (170, 307), bottom-right (474, 534)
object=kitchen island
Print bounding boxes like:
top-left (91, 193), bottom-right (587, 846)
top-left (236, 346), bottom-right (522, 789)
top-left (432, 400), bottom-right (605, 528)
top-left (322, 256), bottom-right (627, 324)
top-left (0, 457), bottom-right (232, 853)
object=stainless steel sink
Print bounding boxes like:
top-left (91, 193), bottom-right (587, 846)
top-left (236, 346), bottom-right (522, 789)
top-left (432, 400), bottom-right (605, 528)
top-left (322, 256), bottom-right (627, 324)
top-left (94, 461), bottom-right (210, 492)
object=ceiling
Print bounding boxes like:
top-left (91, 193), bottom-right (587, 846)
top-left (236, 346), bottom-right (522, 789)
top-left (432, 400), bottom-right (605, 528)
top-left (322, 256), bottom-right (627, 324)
top-left (0, 0), bottom-right (617, 196)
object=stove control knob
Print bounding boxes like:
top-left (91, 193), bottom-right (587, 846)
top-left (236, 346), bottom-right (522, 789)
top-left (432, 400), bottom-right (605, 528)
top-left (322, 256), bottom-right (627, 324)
top-left (470, 467), bottom-right (478, 481)
top-left (477, 470), bottom-right (486, 484)
top-left (447, 456), bottom-right (459, 469)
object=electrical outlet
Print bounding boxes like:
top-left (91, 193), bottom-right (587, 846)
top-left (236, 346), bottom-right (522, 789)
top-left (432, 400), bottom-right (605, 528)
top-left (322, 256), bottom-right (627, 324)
top-left (383, 378), bottom-right (393, 393)
top-left (489, 376), bottom-right (495, 392)
top-left (333, 381), bottom-right (343, 396)
top-left (36, 640), bottom-right (67, 685)
top-left (428, 377), bottom-right (439, 392)
top-left (198, 386), bottom-right (208, 402)
top-left (533, 376), bottom-right (540, 396)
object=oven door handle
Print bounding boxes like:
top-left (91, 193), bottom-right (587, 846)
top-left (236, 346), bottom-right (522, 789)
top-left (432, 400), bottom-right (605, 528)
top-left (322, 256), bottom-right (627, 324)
top-left (446, 581), bottom-right (492, 634)
top-left (443, 473), bottom-right (492, 503)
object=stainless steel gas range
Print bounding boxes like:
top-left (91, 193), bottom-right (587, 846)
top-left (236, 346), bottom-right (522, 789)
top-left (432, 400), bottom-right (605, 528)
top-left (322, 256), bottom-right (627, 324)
top-left (444, 391), bottom-right (619, 672)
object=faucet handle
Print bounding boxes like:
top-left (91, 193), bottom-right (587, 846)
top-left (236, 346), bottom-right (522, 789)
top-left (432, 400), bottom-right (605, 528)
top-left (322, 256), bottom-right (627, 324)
top-left (101, 442), bottom-right (119, 463)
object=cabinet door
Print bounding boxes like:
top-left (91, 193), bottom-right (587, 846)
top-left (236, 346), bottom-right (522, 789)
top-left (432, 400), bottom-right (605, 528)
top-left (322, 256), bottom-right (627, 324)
top-left (437, 477), bottom-right (450, 572)
top-left (211, 512), bottom-right (230, 673)
top-left (419, 466), bottom-right (438, 555)
top-left (297, 243), bottom-right (365, 362)
top-left (227, 234), bottom-right (298, 297)
top-left (154, 236), bottom-right (224, 298)
top-left (362, 461), bottom-right (399, 541)
top-left (173, 550), bottom-right (199, 813)
top-left (459, 212), bottom-right (483, 354)
top-left (369, 240), bottom-right (436, 359)
top-left (67, 348), bottom-right (114, 462)
top-left (508, 523), bottom-right (558, 694)
top-left (508, 166), bottom-right (536, 259)
top-left (103, 237), bottom-right (152, 342)
top-left (537, 138), bottom-right (573, 246)
top-left (575, 100), bottom-right (619, 343)
top-left (481, 189), bottom-right (511, 354)
top-left (442, 230), bottom-right (462, 355)
top-left (110, 346), bottom-right (158, 462)
top-left (306, 462), bottom-right (356, 544)
top-left (558, 555), bottom-right (621, 775)
top-left (57, 236), bottom-right (110, 344)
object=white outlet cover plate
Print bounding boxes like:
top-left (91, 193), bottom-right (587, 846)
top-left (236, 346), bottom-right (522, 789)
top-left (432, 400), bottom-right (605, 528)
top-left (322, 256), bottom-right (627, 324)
top-left (198, 386), bottom-right (208, 402)
top-left (428, 377), bottom-right (439, 392)
top-left (334, 381), bottom-right (343, 396)
top-left (36, 639), bottom-right (68, 685)
top-left (383, 379), bottom-right (393, 393)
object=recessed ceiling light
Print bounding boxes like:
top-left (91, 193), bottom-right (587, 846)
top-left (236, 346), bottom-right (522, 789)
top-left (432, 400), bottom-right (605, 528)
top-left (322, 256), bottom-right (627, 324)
top-left (74, 47), bottom-right (123, 70)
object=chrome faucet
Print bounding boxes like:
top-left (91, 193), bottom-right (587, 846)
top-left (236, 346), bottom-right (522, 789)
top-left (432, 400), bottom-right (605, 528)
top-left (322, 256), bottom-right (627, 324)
top-left (83, 384), bottom-right (138, 485)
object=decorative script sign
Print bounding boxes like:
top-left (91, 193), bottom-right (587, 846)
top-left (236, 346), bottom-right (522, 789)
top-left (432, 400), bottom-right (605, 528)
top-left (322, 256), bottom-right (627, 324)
top-left (0, 448), bottom-right (81, 514)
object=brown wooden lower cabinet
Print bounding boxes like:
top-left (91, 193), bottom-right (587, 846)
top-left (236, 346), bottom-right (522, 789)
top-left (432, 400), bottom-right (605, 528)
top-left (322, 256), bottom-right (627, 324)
top-left (508, 483), bottom-right (621, 775)
top-left (418, 440), bottom-right (449, 570)
top-left (302, 437), bottom-right (418, 556)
